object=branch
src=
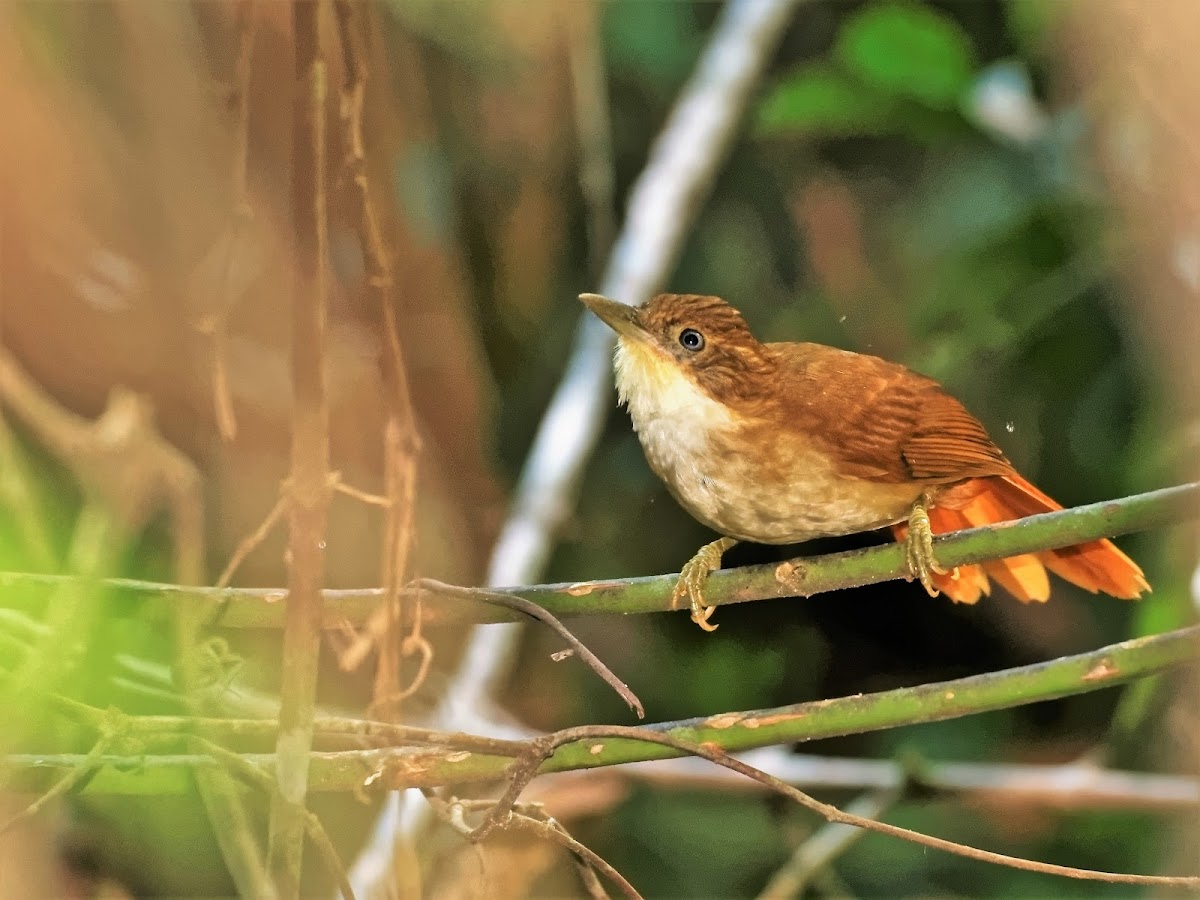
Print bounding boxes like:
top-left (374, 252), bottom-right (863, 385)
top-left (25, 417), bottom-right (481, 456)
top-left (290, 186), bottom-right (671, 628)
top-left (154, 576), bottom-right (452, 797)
top-left (4, 482), bottom-right (1185, 628)
top-left (7, 625), bottom-right (1197, 794)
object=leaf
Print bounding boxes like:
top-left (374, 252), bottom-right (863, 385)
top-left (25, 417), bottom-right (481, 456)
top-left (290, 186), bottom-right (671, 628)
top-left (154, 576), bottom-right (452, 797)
top-left (757, 66), bottom-right (899, 137)
top-left (836, 1), bottom-right (976, 109)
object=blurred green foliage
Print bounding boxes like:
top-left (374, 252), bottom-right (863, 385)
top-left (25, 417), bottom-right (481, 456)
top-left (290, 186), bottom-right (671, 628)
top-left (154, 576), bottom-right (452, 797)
top-left (0, 0), bottom-right (1191, 896)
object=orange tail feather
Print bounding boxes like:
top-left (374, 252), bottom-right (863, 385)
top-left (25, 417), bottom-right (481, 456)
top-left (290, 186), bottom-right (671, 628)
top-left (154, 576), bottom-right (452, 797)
top-left (891, 474), bottom-right (1149, 604)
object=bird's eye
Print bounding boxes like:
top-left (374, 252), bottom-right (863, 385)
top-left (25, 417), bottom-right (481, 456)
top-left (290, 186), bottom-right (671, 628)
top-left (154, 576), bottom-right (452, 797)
top-left (678, 328), bottom-right (705, 352)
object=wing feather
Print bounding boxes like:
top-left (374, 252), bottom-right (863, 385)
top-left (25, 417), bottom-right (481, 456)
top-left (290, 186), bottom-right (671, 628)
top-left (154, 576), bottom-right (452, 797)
top-left (771, 343), bottom-right (1012, 484)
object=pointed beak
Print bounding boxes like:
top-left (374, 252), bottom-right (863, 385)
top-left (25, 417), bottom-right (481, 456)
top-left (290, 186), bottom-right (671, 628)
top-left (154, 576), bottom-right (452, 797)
top-left (580, 293), bottom-right (647, 341)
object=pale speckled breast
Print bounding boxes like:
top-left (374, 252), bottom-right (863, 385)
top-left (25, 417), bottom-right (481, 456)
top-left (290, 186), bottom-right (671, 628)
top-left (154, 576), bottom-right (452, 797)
top-left (647, 421), bottom-right (923, 543)
top-left (615, 337), bottom-right (924, 543)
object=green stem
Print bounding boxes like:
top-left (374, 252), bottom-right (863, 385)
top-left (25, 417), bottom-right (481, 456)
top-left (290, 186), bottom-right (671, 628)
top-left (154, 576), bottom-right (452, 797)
top-left (6, 624), bottom-right (1196, 794)
top-left (0, 483), bottom-right (1191, 629)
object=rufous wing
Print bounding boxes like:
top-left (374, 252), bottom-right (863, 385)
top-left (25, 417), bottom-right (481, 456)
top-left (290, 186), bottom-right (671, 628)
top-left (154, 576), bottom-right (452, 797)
top-left (775, 344), bottom-right (1012, 484)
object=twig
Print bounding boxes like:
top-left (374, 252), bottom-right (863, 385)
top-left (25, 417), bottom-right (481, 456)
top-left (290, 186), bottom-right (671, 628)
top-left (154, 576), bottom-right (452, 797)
top-left (36, 624), bottom-right (1160, 798)
top-left (756, 789), bottom-right (899, 899)
top-left (216, 473), bottom-right (378, 591)
top-left (508, 813), bottom-right (641, 900)
top-left (197, 738), bottom-right (356, 900)
top-left (44, 691), bottom-right (531, 757)
top-left (476, 725), bottom-right (1200, 889)
top-left (415, 579), bottom-right (644, 719)
top-left (0, 732), bottom-right (113, 835)
top-left (331, 0), bottom-right (422, 719)
top-left (707, 739), bottom-right (1200, 889)
top-left (269, 1), bottom-right (332, 891)
top-left (216, 490), bottom-right (287, 588)
top-left (422, 793), bottom-right (641, 900)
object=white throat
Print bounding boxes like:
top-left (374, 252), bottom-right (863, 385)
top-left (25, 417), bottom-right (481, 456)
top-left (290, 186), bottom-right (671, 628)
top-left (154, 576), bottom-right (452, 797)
top-left (613, 337), bottom-right (736, 468)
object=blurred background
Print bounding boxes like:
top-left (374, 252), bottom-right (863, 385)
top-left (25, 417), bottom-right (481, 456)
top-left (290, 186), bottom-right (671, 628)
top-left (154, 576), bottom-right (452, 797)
top-left (0, 0), bottom-right (1197, 897)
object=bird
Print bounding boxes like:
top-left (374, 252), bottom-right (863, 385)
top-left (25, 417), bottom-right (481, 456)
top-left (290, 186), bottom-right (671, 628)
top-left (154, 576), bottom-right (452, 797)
top-left (581, 291), bottom-right (1149, 631)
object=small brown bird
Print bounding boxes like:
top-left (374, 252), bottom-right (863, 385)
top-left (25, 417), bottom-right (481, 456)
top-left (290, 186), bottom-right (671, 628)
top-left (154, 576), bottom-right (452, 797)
top-left (582, 292), bottom-right (1148, 631)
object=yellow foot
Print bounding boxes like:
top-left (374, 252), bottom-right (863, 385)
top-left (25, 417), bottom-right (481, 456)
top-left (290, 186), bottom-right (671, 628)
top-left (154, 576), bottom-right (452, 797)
top-left (905, 497), bottom-right (948, 597)
top-left (670, 537), bottom-right (738, 632)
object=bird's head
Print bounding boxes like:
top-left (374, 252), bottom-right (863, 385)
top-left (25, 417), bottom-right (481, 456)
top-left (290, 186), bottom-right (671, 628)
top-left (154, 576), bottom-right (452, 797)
top-left (581, 292), bottom-right (775, 413)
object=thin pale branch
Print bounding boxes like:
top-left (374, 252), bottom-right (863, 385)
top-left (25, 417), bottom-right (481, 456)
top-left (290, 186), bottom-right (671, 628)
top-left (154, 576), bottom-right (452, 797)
top-left (756, 789), bottom-right (899, 899)
top-left (622, 748), bottom-right (1200, 813)
top-left (419, 5), bottom-right (809, 807)
top-left (487, 0), bottom-right (805, 588)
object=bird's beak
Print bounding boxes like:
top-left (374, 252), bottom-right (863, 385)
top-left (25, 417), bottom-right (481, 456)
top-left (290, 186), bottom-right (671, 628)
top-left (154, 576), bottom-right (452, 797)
top-left (580, 293), bottom-right (647, 341)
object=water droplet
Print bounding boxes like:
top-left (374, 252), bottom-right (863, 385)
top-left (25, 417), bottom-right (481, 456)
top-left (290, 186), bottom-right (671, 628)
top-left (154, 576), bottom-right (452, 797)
top-left (1005, 422), bottom-right (1015, 433)
top-left (318, 540), bottom-right (327, 549)
top-left (839, 315), bottom-right (847, 324)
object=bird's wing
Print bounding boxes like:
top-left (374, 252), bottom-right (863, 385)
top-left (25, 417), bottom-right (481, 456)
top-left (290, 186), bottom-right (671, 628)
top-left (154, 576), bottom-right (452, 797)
top-left (771, 343), bottom-right (1012, 484)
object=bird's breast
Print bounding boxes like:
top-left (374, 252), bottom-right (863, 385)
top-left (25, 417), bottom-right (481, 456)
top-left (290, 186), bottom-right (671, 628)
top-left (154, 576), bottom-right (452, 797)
top-left (616, 344), bottom-right (923, 542)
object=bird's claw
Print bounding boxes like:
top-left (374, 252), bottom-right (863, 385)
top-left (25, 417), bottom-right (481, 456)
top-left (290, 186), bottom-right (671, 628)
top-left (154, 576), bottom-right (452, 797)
top-left (670, 537), bottom-right (737, 632)
top-left (906, 498), bottom-right (948, 597)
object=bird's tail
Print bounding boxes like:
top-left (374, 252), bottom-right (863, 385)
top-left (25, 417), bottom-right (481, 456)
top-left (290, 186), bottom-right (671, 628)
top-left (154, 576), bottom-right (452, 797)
top-left (891, 474), bottom-right (1149, 604)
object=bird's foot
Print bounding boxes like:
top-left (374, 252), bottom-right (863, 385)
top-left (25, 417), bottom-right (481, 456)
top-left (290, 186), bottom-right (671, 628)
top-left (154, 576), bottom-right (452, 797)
top-left (905, 498), bottom-right (948, 597)
top-left (670, 537), bottom-right (738, 632)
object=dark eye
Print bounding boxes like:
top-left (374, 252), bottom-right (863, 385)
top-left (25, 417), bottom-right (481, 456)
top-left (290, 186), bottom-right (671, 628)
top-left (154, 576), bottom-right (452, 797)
top-left (678, 328), bottom-right (705, 352)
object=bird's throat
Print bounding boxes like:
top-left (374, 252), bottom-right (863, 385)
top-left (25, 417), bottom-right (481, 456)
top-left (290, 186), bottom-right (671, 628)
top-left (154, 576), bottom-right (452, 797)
top-left (614, 336), bottom-right (739, 439)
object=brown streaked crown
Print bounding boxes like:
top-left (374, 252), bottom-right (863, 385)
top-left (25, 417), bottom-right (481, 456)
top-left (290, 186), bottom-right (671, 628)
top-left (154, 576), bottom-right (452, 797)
top-left (638, 293), bottom-right (776, 403)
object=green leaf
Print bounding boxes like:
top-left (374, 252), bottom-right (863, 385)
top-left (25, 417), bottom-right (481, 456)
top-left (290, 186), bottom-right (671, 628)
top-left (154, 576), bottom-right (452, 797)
top-left (836, 1), bottom-right (976, 109)
top-left (757, 66), bottom-right (899, 137)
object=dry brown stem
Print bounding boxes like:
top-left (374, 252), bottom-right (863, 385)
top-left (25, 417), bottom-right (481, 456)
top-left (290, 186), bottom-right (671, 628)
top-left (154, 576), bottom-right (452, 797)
top-left (268, 1), bottom-right (332, 890)
top-left (331, 0), bottom-right (423, 719)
